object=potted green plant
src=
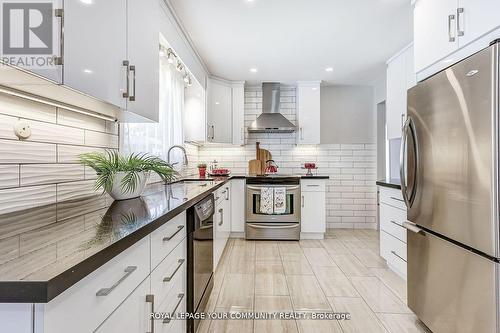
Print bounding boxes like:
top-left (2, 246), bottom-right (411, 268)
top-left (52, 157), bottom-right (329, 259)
top-left (197, 163), bottom-right (207, 178)
top-left (79, 150), bottom-right (177, 200)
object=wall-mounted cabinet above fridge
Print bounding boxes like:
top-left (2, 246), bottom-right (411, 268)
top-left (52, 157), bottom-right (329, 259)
top-left (0, 0), bottom-right (160, 122)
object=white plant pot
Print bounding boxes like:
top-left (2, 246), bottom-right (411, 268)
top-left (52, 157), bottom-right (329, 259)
top-left (107, 171), bottom-right (149, 201)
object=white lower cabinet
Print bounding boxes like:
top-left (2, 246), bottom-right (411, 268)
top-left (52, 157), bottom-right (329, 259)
top-left (95, 277), bottom-right (151, 333)
top-left (379, 186), bottom-right (408, 280)
top-left (214, 186), bottom-right (230, 269)
top-left (300, 179), bottom-right (326, 239)
top-left (43, 236), bottom-right (151, 333)
top-left (230, 179), bottom-right (245, 234)
top-left (25, 212), bottom-right (188, 333)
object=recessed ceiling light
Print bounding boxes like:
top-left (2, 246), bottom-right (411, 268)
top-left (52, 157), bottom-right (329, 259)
top-left (250, 68), bottom-right (257, 73)
top-left (215, 102), bottom-right (220, 105)
top-left (83, 69), bottom-right (93, 74)
top-left (80, 0), bottom-right (93, 4)
top-left (325, 67), bottom-right (333, 72)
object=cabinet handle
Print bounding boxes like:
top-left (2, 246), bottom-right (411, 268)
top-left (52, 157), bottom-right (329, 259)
top-left (212, 125), bottom-right (215, 140)
top-left (163, 293), bottom-right (185, 324)
top-left (390, 220), bottom-right (402, 227)
top-left (301, 195), bottom-right (304, 207)
top-left (390, 250), bottom-right (407, 263)
top-left (146, 294), bottom-right (155, 333)
top-left (53, 9), bottom-right (64, 65)
top-left (219, 208), bottom-right (223, 226)
top-left (457, 7), bottom-right (464, 37)
top-left (389, 196), bottom-right (405, 203)
top-left (448, 14), bottom-right (456, 42)
top-left (163, 259), bottom-right (185, 282)
top-left (163, 225), bottom-right (184, 241)
top-left (129, 65), bottom-right (136, 101)
top-left (96, 266), bottom-right (137, 296)
top-left (123, 60), bottom-right (130, 98)
top-left (225, 187), bottom-right (230, 200)
top-left (306, 184), bottom-right (320, 187)
top-left (241, 127), bottom-right (244, 141)
top-left (300, 127), bottom-right (304, 140)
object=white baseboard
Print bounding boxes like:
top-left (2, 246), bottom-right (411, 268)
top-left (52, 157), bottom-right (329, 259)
top-left (300, 232), bottom-right (325, 240)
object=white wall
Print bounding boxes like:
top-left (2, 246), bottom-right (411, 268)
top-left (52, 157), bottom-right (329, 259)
top-left (320, 85), bottom-right (376, 144)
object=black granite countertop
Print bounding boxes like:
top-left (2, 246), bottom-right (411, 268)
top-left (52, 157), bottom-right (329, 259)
top-left (0, 179), bottom-right (227, 303)
top-left (0, 174), bottom-right (329, 303)
top-left (376, 178), bottom-right (402, 190)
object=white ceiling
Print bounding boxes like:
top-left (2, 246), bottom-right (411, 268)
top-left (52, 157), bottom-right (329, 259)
top-left (169, 0), bottom-right (413, 85)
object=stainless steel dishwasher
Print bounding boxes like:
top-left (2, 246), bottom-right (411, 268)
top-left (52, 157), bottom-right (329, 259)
top-left (187, 194), bottom-right (214, 333)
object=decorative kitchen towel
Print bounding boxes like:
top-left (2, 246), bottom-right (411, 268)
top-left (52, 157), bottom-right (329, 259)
top-left (260, 187), bottom-right (274, 214)
top-left (274, 187), bottom-right (286, 214)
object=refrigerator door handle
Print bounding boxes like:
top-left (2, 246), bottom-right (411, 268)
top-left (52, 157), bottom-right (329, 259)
top-left (403, 221), bottom-right (423, 234)
top-left (400, 118), bottom-right (411, 207)
top-left (400, 117), bottom-right (419, 208)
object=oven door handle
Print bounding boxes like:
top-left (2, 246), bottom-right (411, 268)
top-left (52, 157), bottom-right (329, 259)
top-left (246, 185), bottom-right (300, 191)
top-left (247, 223), bottom-right (298, 229)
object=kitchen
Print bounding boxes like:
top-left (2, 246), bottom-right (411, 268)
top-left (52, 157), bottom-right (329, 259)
top-left (0, 0), bottom-right (499, 333)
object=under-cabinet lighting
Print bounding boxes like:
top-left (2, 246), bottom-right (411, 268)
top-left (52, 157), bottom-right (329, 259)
top-left (325, 67), bottom-right (333, 72)
top-left (250, 68), bottom-right (257, 73)
top-left (0, 85), bottom-right (117, 122)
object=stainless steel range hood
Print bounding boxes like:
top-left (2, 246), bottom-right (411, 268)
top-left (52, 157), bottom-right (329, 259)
top-left (248, 82), bottom-right (296, 133)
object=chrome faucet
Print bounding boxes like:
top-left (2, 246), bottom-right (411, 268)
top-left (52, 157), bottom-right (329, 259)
top-left (167, 145), bottom-right (188, 167)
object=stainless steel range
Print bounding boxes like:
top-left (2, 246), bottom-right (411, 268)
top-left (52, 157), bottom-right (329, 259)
top-left (245, 176), bottom-right (301, 240)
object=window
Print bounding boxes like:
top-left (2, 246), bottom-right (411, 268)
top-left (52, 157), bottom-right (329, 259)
top-left (121, 55), bottom-right (185, 166)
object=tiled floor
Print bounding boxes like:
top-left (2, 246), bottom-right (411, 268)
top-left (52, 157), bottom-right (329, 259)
top-left (198, 229), bottom-right (432, 333)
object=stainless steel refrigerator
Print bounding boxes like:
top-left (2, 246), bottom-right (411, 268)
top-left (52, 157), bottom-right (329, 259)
top-left (401, 41), bottom-right (500, 333)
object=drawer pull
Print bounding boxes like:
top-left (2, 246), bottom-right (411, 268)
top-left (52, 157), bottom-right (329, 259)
top-left (163, 293), bottom-right (185, 324)
top-left (163, 225), bottom-right (184, 241)
top-left (96, 266), bottom-right (137, 296)
top-left (306, 184), bottom-right (320, 187)
top-left (389, 196), bottom-right (404, 202)
top-left (163, 259), bottom-right (185, 282)
top-left (146, 294), bottom-right (154, 333)
top-left (391, 250), bottom-right (407, 263)
top-left (390, 220), bottom-right (402, 227)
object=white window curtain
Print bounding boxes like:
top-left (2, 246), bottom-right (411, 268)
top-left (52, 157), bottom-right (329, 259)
top-left (121, 56), bottom-right (185, 167)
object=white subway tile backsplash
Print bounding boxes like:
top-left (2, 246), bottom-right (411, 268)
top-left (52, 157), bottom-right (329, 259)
top-left (0, 93), bottom-right (120, 214)
top-left (0, 114), bottom-right (19, 140)
top-left (57, 180), bottom-right (98, 202)
top-left (57, 109), bottom-right (106, 132)
top-left (58, 145), bottom-right (105, 163)
top-left (84, 130), bottom-right (119, 148)
top-left (0, 165), bottom-right (19, 189)
top-left (24, 119), bottom-right (85, 145)
top-left (20, 164), bottom-right (85, 186)
top-left (0, 139), bottom-right (56, 164)
top-left (0, 185), bottom-right (56, 215)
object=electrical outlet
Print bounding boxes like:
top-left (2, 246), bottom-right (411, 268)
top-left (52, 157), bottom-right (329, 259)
top-left (14, 121), bottom-right (32, 139)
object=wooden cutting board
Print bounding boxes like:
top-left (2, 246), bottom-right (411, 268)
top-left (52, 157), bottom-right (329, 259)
top-left (248, 142), bottom-right (269, 175)
top-left (248, 159), bottom-right (264, 175)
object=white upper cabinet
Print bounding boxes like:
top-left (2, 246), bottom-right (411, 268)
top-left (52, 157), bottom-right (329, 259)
top-left (414, 0), bottom-right (458, 74)
top-left (414, 0), bottom-right (500, 78)
top-left (386, 45), bottom-right (415, 139)
top-left (64, 0), bottom-right (127, 109)
top-left (296, 81), bottom-right (321, 145)
top-left (457, 0), bottom-right (500, 46)
top-left (207, 78), bottom-right (232, 143)
top-left (125, 0), bottom-right (160, 122)
top-left (184, 79), bottom-right (207, 142)
top-left (231, 82), bottom-right (245, 146)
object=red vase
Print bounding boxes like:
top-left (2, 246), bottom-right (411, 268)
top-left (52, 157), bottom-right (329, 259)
top-left (198, 167), bottom-right (206, 178)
